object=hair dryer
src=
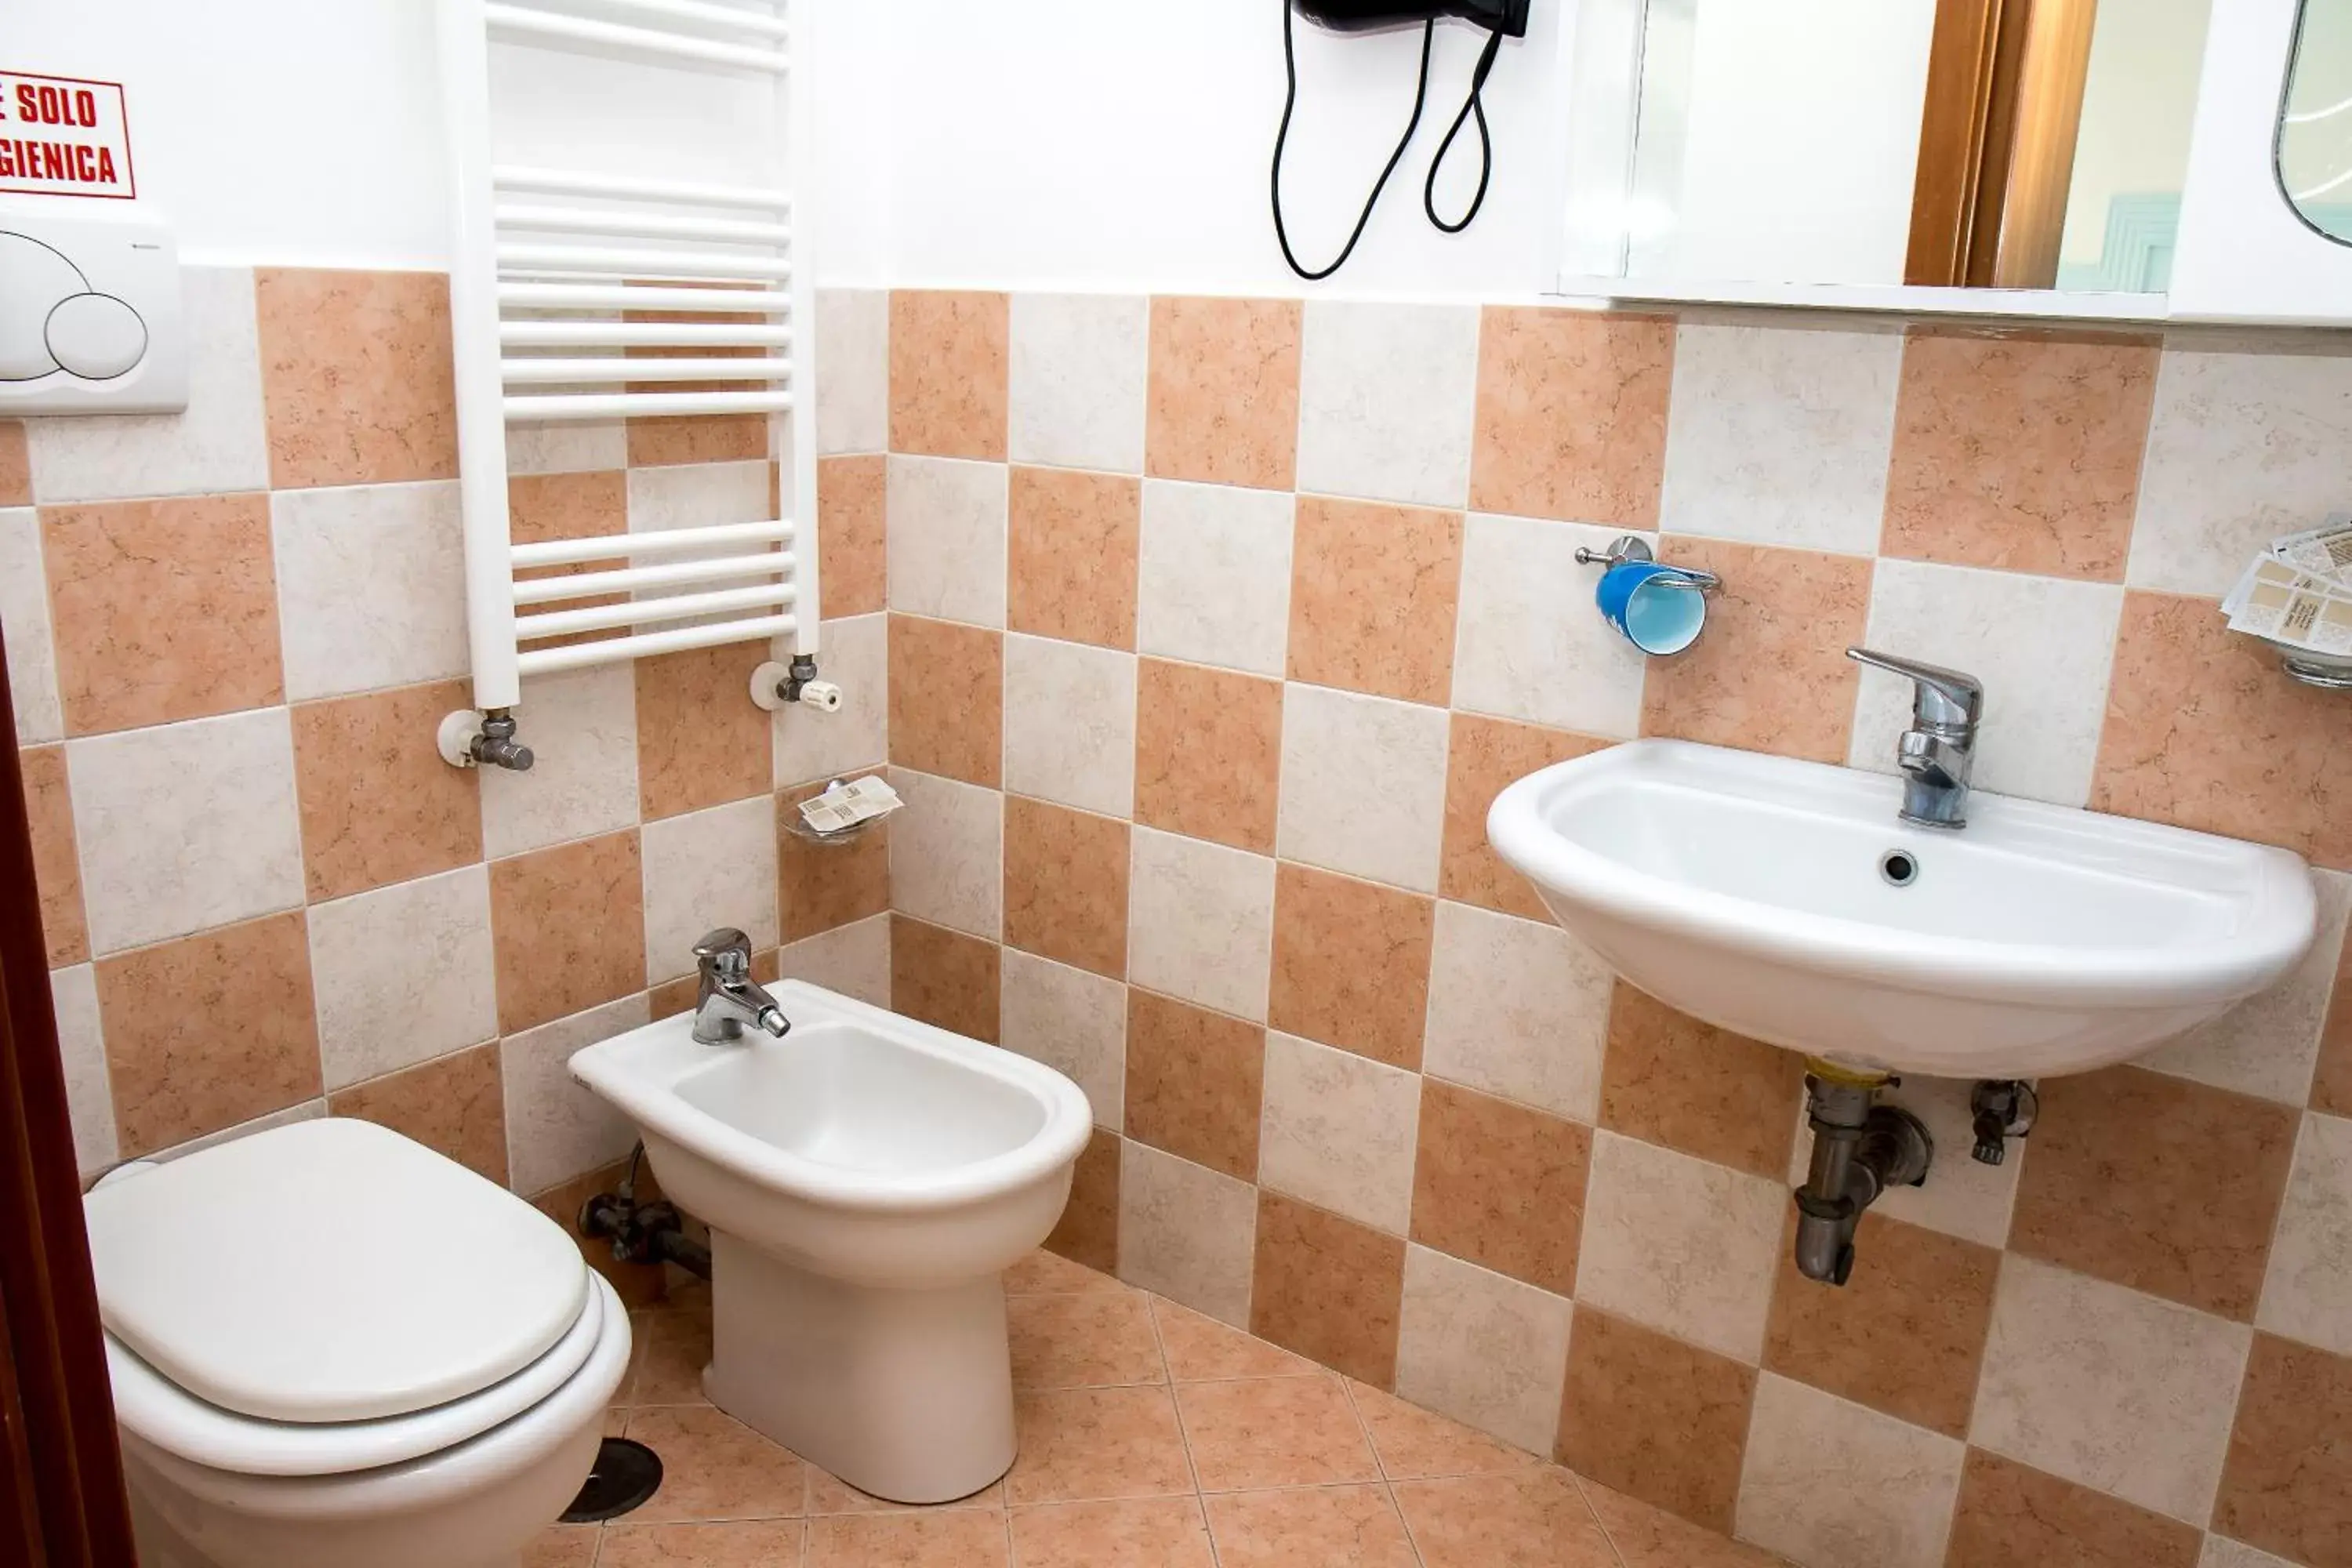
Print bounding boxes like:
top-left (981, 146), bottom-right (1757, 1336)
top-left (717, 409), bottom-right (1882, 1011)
top-left (1293, 0), bottom-right (1530, 37)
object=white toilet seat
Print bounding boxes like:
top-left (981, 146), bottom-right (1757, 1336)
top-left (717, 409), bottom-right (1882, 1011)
top-left (105, 1280), bottom-right (607, 1478)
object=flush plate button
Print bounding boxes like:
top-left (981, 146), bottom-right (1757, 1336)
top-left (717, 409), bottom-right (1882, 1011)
top-left (46, 290), bottom-right (147, 379)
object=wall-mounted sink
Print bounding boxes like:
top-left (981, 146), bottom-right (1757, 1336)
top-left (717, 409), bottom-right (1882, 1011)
top-left (1487, 740), bottom-right (2317, 1080)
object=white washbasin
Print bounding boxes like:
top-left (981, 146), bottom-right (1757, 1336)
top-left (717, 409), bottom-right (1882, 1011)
top-left (1487, 740), bottom-right (2317, 1079)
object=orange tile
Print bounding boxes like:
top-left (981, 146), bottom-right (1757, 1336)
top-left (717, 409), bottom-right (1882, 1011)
top-left (1123, 988), bottom-right (1264, 1181)
top-left (888, 914), bottom-right (1000, 1044)
top-left (887, 615), bottom-right (1003, 788)
top-left (2314, 920), bottom-right (2352, 1116)
top-left (2213, 1333), bottom-right (2352, 1567)
top-left (1946, 1450), bottom-right (2199, 1568)
top-left (1762, 1211), bottom-right (1998, 1438)
top-left (2092, 590), bottom-right (2352, 871)
top-left (1007, 466), bottom-right (1141, 650)
top-left (621, 293), bottom-right (772, 467)
top-left (1003, 796), bottom-right (1129, 978)
top-left (2010, 1066), bottom-right (2298, 1319)
top-left (818, 455), bottom-right (888, 617)
top-left (1010, 1497), bottom-right (1212, 1568)
top-left (96, 911), bottom-right (321, 1157)
top-left (1469, 307), bottom-right (1674, 529)
top-left (1010, 1290), bottom-right (1166, 1391)
top-left (1249, 1191), bottom-right (1405, 1388)
top-left (891, 291), bottom-right (1010, 461)
top-left (1347, 1380), bottom-right (1540, 1482)
top-left (1174, 1376), bottom-right (1379, 1491)
top-left (628, 1296), bottom-right (714, 1408)
top-left (533, 1157), bottom-right (670, 1308)
top-left (1599, 985), bottom-right (1806, 1181)
top-left (1882, 328), bottom-right (2158, 581)
top-left (1132, 659), bottom-right (1282, 855)
top-left (0, 420), bottom-right (27, 505)
top-left (1439, 714), bottom-right (1609, 922)
top-left (1409, 1079), bottom-right (1591, 1296)
top-left (1008, 1247), bottom-right (1130, 1297)
top-left (1554, 1307), bottom-right (1754, 1537)
top-left (1577, 1480), bottom-right (1790, 1568)
top-left (635, 646), bottom-right (773, 819)
top-left (1287, 497), bottom-right (1463, 706)
top-left (522, 1524), bottom-right (601, 1568)
top-left (42, 494), bottom-right (283, 735)
top-left (1639, 537), bottom-right (1871, 764)
top-left (488, 830), bottom-right (646, 1035)
top-left (599, 1522), bottom-right (805, 1567)
top-left (779, 783), bottom-right (891, 941)
top-left (1154, 1298), bottom-right (1319, 1383)
top-left (1268, 864), bottom-right (1432, 1070)
top-left (622, 1405), bottom-right (805, 1523)
top-left (1390, 1468), bottom-right (1619, 1568)
top-left (1005, 1385), bottom-right (1192, 1505)
top-left (804, 1512), bottom-right (1009, 1567)
top-left (1203, 1485), bottom-right (1416, 1568)
top-left (1045, 1125), bottom-right (1121, 1274)
top-left (1145, 297), bottom-right (1302, 491)
top-left (20, 745), bottom-right (88, 967)
top-left (291, 678), bottom-right (484, 902)
top-left (327, 1042), bottom-right (506, 1185)
top-left (507, 470), bottom-right (632, 652)
top-left (256, 268), bottom-right (459, 488)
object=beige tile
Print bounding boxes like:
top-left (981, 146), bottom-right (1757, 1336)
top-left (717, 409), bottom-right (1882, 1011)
top-left (1145, 297), bottom-right (1301, 491)
top-left (1298, 300), bottom-right (1481, 508)
top-left (1003, 634), bottom-right (1135, 818)
top-left (2197, 1538), bottom-right (2300, 1568)
top-left (2147, 869), bottom-right (2352, 1106)
top-left (1268, 863), bottom-right (1432, 1070)
top-left (504, 419), bottom-right (625, 477)
top-left (1945, 1449), bottom-right (2202, 1568)
top-left (884, 767), bottom-right (1002, 940)
top-left (777, 911), bottom-right (892, 1008)
top-left (270, 481), bottom-right (470, 702)
top-left (43, 493), bottom-right (283, 735)
top-left (291, 679), bottom-right (483, 902)
top-left (1007, 466), bottom-right (1139, 649)
top-left (1287, 496), bottom-right (1463, 706)
top-left (887, 914), bottom-right (1000, 1044)
top-left (818, 455), bottom-right (887, 617)
top-left (67, 708), bottom-right (303, 956)
top-left (1005, 1385), bottom-right (1192, 1504)
top-left (2256, 1110), bottom-right (2352, 1357)
top-left (1348, 1377), bottom-right (1540, 1482)
top-left (256, 268), bottom-right (458, 488)
top-left (499, 993), bottom-right (650, 1198)
top-left (890, 290), bottom-right (1008, 461)
top-left (1000, 949), bottom-right (1126, 1129)
top-left (1126, 827), bottom-right (1275, 1024)
top-left (328, 1041), bottom-right (507, 1185)
top-left (1425, 900), bottom-right (1613, 1124)
top-left (1410, 1080), bottom-right (1590, 1296)
top-left (1275, 684), bottom-right (1451, 896)
top-left (1134, 480), bottom-right (1295, 678)
top-left (1132, 658), bottom-right (1281, 856)
top-left (1003, 796), bottom-right (1128, 978)
top-left (1394, 1243), bottom-right (1572, 1455)
top-left (1392, 1468), bottom-right (1621, 1568)
top-left (641, 796), bottom-right (779, 983)
top-left (1124, 989), bottom-right (1261, 1181)
top-left (1734, 1374), bottom-right (1965, 1568)
top-left (1258, 1032), bottom-right (1420, 1234)
top-left (887, 614), bottom-right (1003, 788)
top-left (1152, 1296), bottom-right (1318, 1382)
top-left (478, 664), bottom-right (640, 860)
top-left (1203, 1484), bottom-right (1414, 1568)
top-left (2212, 1332), bottom-right (2352, 1567)
top-left (0, 508), bottom-right (60, 743)
top-left (308, 865), bottom-right (496, 1091)
top-left (1860, 1075), bottom-right (2025, 1248)
top-left (48, 966), bottom-right (114, 1175)
top-left (1011, 1496), bottom-right (1210, 1568)
top-left (1557, 1306), bottom-right (1755, 1534)
top-left (97, 910), bottom-right (321, 1158)
top-left (1175, 1375), bottom-right (1379, 1491)
top-left (633, 645), bottom-right (773, 822)
top-left (1974, 1254), bottom-right (2253, 1523)
top-left (1470, 307), bottom-right (1674, 530)
top-left (623, 1404), bottom-right (806, 1523)
top-left (1599, 985), bottom-right (1805, 1181)
top-left (1452, 514), bottom-right (1652, 739)
top-left (887, 456), bottom-right (1007, 629)
top-left (816, 288), bottom-right (890, 456)
top-left (488, 830), bottom-right (646, 1035)
top-left (1575, 1130), bottom-right (1784, 1363)
top-left (1010, 1289), bottom-right (1164, 1391)
top-left (1008, 293), bottom-right (1150, 474)
top-left (1437, 713), bottom-right (1610, 923)
top-left (775, 613), bottom-right (888, 790)
top-left (1048, 1126), bottom-right (1123, 1276)
top-left (1250, 1190), bottom-right (1406, 1387)
top-left (1118, 1141), bottom-right (1258, 1326)
top-left (21, 743), bottom-right (87, 967)
top-left (1639, 536), bottom-right (1872, 764)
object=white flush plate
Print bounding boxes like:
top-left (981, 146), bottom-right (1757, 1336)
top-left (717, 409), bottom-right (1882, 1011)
top-left (0, 198), bottom-right (185, 415)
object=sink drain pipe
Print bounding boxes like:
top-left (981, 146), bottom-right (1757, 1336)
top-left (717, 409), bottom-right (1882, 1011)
top-left (1793, 1063), bottom-right (1933, 1286)
top-left (579, 1143), bottom-right (713, 1279)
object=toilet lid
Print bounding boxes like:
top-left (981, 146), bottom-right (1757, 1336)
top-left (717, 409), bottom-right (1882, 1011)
top-left (83, 1119), bottom-right (590, 1423)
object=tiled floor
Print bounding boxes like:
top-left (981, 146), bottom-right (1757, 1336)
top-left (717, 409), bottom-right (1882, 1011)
top-left (528, 1249), bottom-right (1788, 1567)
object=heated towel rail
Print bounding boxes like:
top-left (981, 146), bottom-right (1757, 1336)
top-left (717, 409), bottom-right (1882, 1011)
top-left (432, 0), bottom-right (820, 769)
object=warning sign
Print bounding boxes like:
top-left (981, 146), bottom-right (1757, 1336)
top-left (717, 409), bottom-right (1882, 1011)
top-left (0, 71), bottom-right (136, 200)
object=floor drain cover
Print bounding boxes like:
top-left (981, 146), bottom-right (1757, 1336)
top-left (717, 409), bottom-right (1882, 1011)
top-left (562, 1438), bottom-right (664, 1523)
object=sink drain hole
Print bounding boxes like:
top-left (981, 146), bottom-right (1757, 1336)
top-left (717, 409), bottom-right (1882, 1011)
top-left (1878, 849), bottom-right (1920, 887)
top-left (563, 1437), bottom-right (664, 1523)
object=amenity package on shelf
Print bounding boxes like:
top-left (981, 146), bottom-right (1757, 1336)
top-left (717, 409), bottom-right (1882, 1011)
top-left (797, 775), bottom-right (902, 836)
top-left (2222, 517), bottom-right (2352, 658)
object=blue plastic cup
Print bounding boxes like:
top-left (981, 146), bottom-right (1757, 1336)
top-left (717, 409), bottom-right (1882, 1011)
top-left (1596, 561), bottom-right (1708, 655)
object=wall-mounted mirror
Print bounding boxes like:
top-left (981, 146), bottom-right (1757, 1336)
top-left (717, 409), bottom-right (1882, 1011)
top-left (1566, 0), bottom-right (2216, 303)
top-left (2281, 0), bottom-right (2352, 243)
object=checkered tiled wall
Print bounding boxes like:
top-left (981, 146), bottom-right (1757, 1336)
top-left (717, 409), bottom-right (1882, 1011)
top-left (826, 287), bottom-right (2352, 1568)
top-left (2, 265), bottom-right (889, 1241)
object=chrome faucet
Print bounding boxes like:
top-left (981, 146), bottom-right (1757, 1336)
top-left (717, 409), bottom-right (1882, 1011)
top-left (1846, 648), bottom-right (1984, 829)
top-left (690, 928), bottom-right (791, 1044)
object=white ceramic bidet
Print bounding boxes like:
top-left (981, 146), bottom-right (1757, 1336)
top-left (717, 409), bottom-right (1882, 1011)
top-left (568, 980), bottom-right (1093, 1504)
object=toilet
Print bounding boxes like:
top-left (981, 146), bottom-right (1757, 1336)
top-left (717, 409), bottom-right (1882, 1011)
top-left (82, 1118), bottom-right (632, 1568)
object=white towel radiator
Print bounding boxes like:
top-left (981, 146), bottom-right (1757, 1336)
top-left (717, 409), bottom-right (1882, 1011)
top-left (431, 0), bottom-right (822, 770)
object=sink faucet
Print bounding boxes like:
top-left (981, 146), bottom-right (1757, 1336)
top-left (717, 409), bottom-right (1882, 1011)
top-left (1846, 648), bottom-right (1984, 829)
top-left (690, 928), bottom-right (792, 1044)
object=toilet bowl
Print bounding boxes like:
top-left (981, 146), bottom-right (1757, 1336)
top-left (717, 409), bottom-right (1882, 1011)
top-left (570, 979), bottom-right (1094, 1504)
top-left (83, 1119), bottom-right (632, 1568)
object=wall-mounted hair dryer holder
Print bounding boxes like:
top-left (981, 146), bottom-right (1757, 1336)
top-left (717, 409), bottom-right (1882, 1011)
top-left (1573, 535), bottom-right (1722, 592)
top-left (1576, 536), bottom-right (1722, 658)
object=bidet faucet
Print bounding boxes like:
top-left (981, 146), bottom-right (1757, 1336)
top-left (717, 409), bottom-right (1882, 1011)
top-left (1846, 648), bottom-right (1984, 829)
top-left (690, 928), bottom-right (791, 1044)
